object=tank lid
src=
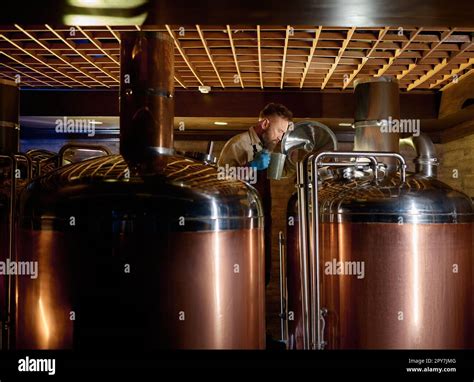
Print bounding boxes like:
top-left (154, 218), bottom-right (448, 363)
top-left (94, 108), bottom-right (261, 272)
top-left (320, 176), bottom-right (474, 223)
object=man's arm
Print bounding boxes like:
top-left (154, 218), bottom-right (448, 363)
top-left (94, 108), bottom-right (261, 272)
top-left (217, 137), bottom-right (249, 167)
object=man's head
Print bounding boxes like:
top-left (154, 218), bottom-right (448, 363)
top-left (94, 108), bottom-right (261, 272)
top-left (258, 103), bottom-right (293, 150)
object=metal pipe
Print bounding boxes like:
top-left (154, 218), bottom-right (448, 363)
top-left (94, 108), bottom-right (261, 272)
top-left (13, 154), bottom-right (32, 181)
top-left (120, 31), bottom-right (175, 162)
top-left (58, 143), bottom-right (112, 167)
top-left (399, 134), bottom-right (438, 178)
top-left (278, 230), bottom-right (288, 343)
top-left (0, 155), bottom-right (14, 350)
top-left (207, 141), bottom-right (214, 156)
top-left (308, 151), bottom-right (406, 349)
top-left (296, 157), bottom-right (311, 349)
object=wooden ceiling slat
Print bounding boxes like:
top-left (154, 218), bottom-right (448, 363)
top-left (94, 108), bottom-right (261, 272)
top-left (321, 27), bottom-right (356, 90)
top-left (280, 25), bottom-right (290, 89)
top-left (257, 25), bottom-right (263, 89)
top-left (166, 24), bottom-right (204, 87)
top-left (398, 28), bottom-right (456, 81)
top-left (300, 26), bottom-right (322, 88)
top-left (0, 24), bottom-right (471, 91)
top-left (196, 25), bottom-right (225, 89)
top-left (407, 38), bottom-right (474, 91)
top-left (45, 25), bottom-right (119, 83)
top-left (226, 25), bottom-right (244, 88)
top-left (15, 24), bottom-right (109, 88)
top-left (377, 27), bottom-right (423, 77)
top-left (430, 58), bottom-right (474, 89)
top-left (343, 27), bottom-right (390, 89)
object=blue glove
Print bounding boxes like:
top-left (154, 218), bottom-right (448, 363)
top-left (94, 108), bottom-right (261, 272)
top-left (249, 150), bottom-right (271, 170)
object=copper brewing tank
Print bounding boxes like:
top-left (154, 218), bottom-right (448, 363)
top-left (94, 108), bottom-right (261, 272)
top-left (0, 79), bottom-right (19, 155)
top-left (319, 176), bottom-right (473, 348)
top-left (14, 32), bottom-right (265, 350)
top-left (285, 76), bottom-right (474, 349)
top-left (0, 79), bottom-right (19, 349)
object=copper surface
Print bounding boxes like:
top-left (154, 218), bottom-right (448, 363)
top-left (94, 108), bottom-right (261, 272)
top-left (0, 80), bottom-right (19, 155)
top-left (320, 222), bottom-right (473, 349)
top-left (15, 228), bottom-right (265, 349)
top-left (120, 32), bottom-right (175, 160)
top-left (286, 194), bottom-right (304, 349)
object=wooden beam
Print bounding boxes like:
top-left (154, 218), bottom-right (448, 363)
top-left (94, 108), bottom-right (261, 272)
top-left (15, 24), bottom-right (109, 88)
top-left (45, 25), bottom-right (119, 84)
top-left (441, 67), bottom-right (474, 91)
top-left (407, 39), bottom-right (474, 91)
top-left (19, 89), bottom-right (439, 120)
top-left (431, 58), bottom-right (474, 89)
top-left (321, 27), bottom-right (355, 90)
top-left (280, 25), bottom-right (290, 89)
top-left (441, 118), bottom-right (474, 143)
top-left (300, 26), bottom-right (322, 88)
top-left (398, 28), bottom-right (455, 81)
top-left (0, 61), bottom-right (53, 87)
top-left (196, 25), bottom-right (225, 88)
top-left (76, 26), bottom-right (119, 65)
top-left (257, 25), bottom-right (263, 89)
top-left (377, 27), bottom-right (423, 77)
top-left (343, 27), bottom-right (389, 89)
top-left (226, 25), bottom-right (244, 88)
top-left (166, 24), bottom-right (204, 87)
top-left (0, 70), bottom-right (37, 87)
top-left (0, 34), bottom-right (76, 87)
top-left (0, 50), bottom-right (69, 87)
top-left (106, 25), bottom-right (121, 43)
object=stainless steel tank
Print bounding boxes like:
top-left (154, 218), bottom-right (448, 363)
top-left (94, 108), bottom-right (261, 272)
top-left (14, 32), bottom-right (266, 350)
top-left (286, 76), bottom-right (474, 349)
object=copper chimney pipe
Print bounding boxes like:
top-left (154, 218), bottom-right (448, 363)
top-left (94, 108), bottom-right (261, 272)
top-left (120, 32), bottom-right (175, 161)
top-left (0, 79), bottom-right (19, 155)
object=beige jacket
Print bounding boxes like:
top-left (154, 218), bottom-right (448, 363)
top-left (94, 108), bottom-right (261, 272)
top-left (218, 126), bottom-right (294, 177)
top-left (218, 126), bottom-right (263, 167)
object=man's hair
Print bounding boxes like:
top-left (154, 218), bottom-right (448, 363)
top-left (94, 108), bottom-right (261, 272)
top-left (259, 103), bottom-right (293, 121)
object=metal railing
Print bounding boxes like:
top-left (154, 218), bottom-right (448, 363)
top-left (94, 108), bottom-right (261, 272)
top-left (296, 151), bottom-right (407, 349)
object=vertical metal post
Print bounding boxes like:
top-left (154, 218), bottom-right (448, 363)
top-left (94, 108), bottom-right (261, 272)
top-left (278, 231), bottom-right (288, 343)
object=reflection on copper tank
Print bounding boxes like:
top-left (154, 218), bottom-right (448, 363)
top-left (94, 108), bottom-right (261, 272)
top-left (321, 222), bottom-right (472, 349)
top-left (285, 76), bottom-right (474, 350)
top-left (14, 31), bottom-right (266, 350)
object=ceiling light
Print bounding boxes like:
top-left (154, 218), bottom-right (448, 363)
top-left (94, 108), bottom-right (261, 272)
top-left (338, 122), bottom-right (353, 127)
top-left (198, 86), bottom-right (211, 94)
top-left (214, 121), bottom-right (228, 126)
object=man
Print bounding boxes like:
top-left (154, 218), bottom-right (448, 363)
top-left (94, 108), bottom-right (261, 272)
top-left (218, 103), bottom-right (293, 285)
